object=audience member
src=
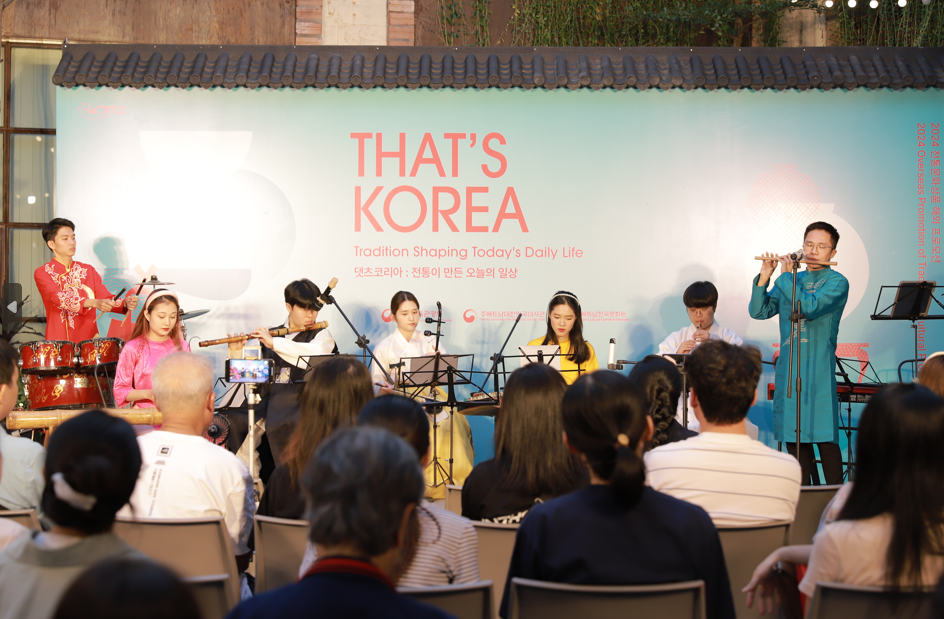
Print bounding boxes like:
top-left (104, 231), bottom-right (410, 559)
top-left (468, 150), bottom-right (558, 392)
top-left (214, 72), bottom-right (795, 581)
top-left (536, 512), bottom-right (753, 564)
top-left (501, 370), bottom-right (735, 619)
top-left (919, 351), bottom-right (944, 398)
top-left (646, 340), bottom-right (801, 525)
top-left (51, 556), bottom-right (201, 619)
top-left (0, 410), bottom-right (145, 619)
top-left (0, 340), bottom-right (45, 521)
top-left (226, 426), bottom-right (452, 619)
top-left (744, 383), bottom-right (944, 613)
top-left (299, 394), bottom-right (479, 586)
top-left (257, 356), bottom-right (373, 520)
top-left (462, 363), bottom-right (586, 523)
top-left (0, 451), bottom-right (29, 549)
top-left (120, 353), bottom-right (254, 576)
top-left (628, 355), bottom-right (696, 448)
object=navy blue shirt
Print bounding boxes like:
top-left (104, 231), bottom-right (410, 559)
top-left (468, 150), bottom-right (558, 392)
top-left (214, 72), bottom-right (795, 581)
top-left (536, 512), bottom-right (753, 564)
top-left (227, 557), bottom-right (454, 619)
top-left (500, 485), bottom-right (735, 619)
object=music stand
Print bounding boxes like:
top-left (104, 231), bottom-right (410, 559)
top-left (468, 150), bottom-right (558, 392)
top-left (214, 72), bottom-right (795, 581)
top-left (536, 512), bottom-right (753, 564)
top-left (400, 353), bottom-right (475, 488)
top-left (870, 281), bottom-right (944, 378)
top-left (517, 345), bottom-right (563, 370)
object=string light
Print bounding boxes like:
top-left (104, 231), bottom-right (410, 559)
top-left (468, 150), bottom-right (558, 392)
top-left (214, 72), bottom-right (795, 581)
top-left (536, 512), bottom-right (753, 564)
top-left (898, 0), bottom-right (906, 5)
top-left (848, 0), bottom-right (857, 6)
top-left (870, 0), bottom-right (878, 7)
top-left (825, 0), bottom-right (834, 6)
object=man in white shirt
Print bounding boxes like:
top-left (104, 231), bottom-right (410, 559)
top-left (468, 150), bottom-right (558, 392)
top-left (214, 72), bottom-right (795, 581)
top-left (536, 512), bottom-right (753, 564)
top-left (231, 279), bottom-right (338, 475)
top-left (645, 340), bottom-right (802, 526)
top-left (0, 340), bottom-right (45, 523)
top-left (122, 353), bottom-right (255, 574)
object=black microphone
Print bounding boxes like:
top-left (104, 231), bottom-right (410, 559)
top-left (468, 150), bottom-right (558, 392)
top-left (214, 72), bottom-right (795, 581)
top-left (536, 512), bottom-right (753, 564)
top-left (318, 277), bottom-right (338, 307)
top-left (787, 248), bottom-right (805, 261)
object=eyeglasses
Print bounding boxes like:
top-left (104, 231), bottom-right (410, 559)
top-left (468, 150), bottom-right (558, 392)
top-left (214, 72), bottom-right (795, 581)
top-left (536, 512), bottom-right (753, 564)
top-left (804, 241), bottom-right (833, 251)
top-left (686, 307), bottom-right (712, 316)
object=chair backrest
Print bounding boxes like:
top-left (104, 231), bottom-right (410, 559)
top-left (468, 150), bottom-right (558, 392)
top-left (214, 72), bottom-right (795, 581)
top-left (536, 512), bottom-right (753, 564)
top-left (113, 516), bottom-right (240, 611)
top-left (716, 521), bottom-right (791, 619)
top-left (185, 574), bottom-right (232, 619)
top-left (509, 577), bottom-right (706, 619)
top-left (472, 521), bottom-right (518, 618)
top-left (0, 509), bottom-right (41, 531)
top-left (789, 485), bottom-right (842, 546)
top-left (400, 580), bottom-right (494, 619)
top-left (445, 485), bottom-right (463, 515)
top-left (808, 582), bottom-right (935, 619)
top-left (254, 515), bottom-right (310, 593)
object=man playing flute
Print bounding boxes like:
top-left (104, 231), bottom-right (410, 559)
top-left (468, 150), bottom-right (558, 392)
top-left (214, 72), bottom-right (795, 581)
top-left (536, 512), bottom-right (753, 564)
top-left (749, 221), bottom-right (848, 485)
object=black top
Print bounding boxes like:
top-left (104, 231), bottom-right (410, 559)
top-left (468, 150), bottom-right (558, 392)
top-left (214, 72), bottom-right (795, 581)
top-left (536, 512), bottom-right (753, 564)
top-left (461, 458), bottom-right (586, 524)
top-left (256, 464), bottom-right (306, 521)
top-left (500, 485), bottom-right (735, 619)
top-left (664, 419), bottom-right (698, 444)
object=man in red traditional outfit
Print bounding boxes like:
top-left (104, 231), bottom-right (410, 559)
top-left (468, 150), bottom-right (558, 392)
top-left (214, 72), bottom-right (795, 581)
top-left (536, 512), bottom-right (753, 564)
top-left (34, 218), bottom-right (138, 342)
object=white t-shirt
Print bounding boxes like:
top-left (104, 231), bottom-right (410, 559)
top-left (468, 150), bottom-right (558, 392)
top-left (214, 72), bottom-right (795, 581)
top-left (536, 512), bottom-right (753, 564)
top-left (0, 519), bottom-right (28, 552)
top-left (800, 513), bottom-right (944, 596)
top-left (371, 329), bottom-right (445, 389)
top-left (645, 432), bottom-right (802, 526)
top-left (120, 430), bottom-right (254, 554)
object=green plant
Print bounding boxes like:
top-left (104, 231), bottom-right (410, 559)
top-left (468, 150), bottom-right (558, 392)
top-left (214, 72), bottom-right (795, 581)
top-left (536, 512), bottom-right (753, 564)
top-left (439, 0), bottom-right (465, 46)
top-left (471, 0), bottom-right (493, 45)
top-left (832, 0), bottom-right (944, 47)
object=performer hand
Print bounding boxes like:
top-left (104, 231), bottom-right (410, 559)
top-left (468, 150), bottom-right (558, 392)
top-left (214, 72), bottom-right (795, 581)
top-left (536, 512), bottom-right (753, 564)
top-left (250, 327), bottom-right (273, 348)
top-left (227, 333), bottom-right (245, 358)
top-left (692, 329), bottom-right (710, 343)
top-left (743, 549), bottom-right (784, 615)
top-left (758, 252), bottom-right (779, 286)
top-left (125, 295), bottom-right (139, 311)
top-left (377, 382), bottom-right (396, 395)
top-left (676, 340), bottom-right (696, 354)
top-left (86, 298), bottom-right (117, 312)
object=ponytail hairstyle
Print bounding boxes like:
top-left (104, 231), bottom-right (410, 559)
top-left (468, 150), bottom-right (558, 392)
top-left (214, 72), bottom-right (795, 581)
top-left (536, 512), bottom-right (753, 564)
top-left (128, 289), bottom-right (185, 350)
top-left (627, 355), bottom-right (682, 448)
top-left (42, 410), bottom-right (142, 534)
top-left (562, 371), bottom-right (649, 508)
top-left (543, 290), bottom-right (590, 365)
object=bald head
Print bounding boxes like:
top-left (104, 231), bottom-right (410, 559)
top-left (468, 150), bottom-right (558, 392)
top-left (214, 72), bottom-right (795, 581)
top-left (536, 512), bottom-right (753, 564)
top-left (152, 353), bottom-right (215, 432)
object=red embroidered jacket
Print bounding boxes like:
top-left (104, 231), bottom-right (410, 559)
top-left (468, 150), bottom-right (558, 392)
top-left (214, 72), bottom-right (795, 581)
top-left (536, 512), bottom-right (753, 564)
top-left (34, 259), bottom-right (129, 342)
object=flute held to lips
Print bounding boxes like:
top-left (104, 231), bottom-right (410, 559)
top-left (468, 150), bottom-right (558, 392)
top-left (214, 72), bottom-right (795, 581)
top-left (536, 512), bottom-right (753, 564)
top-left (198, 320), bottom-right (330, 347)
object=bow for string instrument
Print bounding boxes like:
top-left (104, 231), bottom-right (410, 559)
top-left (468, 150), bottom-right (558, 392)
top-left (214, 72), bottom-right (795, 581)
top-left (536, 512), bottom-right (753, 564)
top-left (198, 321), bottom-right (329, 347)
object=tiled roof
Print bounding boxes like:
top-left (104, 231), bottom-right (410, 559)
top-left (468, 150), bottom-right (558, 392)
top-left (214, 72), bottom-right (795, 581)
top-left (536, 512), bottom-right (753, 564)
top-left (53, 43), bottom-right (944, 91)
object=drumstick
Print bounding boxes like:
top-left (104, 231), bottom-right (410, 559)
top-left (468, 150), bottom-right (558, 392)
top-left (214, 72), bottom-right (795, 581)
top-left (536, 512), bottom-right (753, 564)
top-left (121, 278), bottom-right (148, 326)
top-left (95, 288), bottom-right (126, 321)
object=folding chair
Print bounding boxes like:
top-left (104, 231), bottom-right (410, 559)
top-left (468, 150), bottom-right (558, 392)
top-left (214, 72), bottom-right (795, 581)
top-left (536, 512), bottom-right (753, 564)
top-left (401, 580), bottom-right (493, 619)
top-left (445, 485), bottom-right (463, 515)
top-left (807, 581), bottom-right (934, 619)
top-left (789, 485), bottom-right (842, 545)
top-left (185, 574), bottom-right (232, 619)
top-left (253, 515), bottom-right (310, 592)
top-left (472, 521), bottom-right (518, 618)
top-left (0, 509), bottom-right (41, 530)
top-left (716, 521), bottom-right (791, 619)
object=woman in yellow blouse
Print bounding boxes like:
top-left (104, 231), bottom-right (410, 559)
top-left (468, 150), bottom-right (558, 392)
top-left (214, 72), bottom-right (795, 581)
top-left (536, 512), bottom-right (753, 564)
top-left (528, 290), bottom-right (598, 384)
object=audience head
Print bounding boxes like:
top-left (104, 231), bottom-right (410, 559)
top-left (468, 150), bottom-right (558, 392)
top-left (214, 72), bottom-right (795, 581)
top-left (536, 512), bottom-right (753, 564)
top-left (42, 410), bottom-right (141, 534)
top-left (152, 353), bottom-right (215, 433)
top-left (562, 371), bottom-right (650, 508)
top-left (287, 356), bottom-right (374, 483)
top-left (686, 340), bottom-right (762, 426)
top-left (544, 291), bottom-right (590, 364)
top-left (303, 426), bottom-right (424, 578)
top-left (628, 355), bottom-right (682, 447)
top-left (358, 395), bottom-right (430, 461)
top-left (0, 339), bottom-right (19, 420)
top-left (51, 557), bottom-right (201, 619)
top-left (840, 383), bottom-right (944, 591)
top-left (918, 352), bottom-right (944, 398)
top-left (496, 363), bottom-right (584, 496)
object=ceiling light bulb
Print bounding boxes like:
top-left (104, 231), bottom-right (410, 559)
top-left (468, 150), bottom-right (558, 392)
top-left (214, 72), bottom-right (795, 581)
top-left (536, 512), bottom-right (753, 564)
top-left (27, 196), bottom-right (35, 204)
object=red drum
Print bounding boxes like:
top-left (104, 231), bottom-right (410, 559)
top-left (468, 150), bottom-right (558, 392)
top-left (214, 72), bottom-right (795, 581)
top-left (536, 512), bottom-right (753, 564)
top-left (77, 338), bottom-right (123, 370)
top-left (23, 372), bottom-right (108, 411)
top-left (19, 340), bottom-right (77, 375)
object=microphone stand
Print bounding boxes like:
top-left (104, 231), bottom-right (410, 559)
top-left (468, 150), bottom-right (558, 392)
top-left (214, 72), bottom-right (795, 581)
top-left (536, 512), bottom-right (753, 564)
top-left (423, 303), bottom-right (451, 486)
top-left (479, 313), bottom-right (522, 399)
top-left (319, 292), bottom-right (395, 386)
top-left (786, 257), bottom-right (804, 464)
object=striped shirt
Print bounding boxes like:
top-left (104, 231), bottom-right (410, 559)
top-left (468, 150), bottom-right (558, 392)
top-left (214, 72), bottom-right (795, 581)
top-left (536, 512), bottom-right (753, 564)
top-left (644, 432), bottom-right (802, 526)
top-left (298, 504), bottom-right (480, 587)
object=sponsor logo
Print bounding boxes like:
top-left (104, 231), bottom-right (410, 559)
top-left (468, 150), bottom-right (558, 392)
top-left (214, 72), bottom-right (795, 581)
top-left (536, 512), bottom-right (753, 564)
top-left (158, 445), bottom-right (173, 456)
top-left (79, 103), bottom-right (126, 119)
top-left (381, 309), bottom-right (393, 323)
top-left (463, 309), bottom-right (477, 323)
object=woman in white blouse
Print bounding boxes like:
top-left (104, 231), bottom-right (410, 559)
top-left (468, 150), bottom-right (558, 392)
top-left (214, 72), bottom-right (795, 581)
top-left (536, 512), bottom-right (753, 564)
top-left (373, 291), bottom-right (445, 394)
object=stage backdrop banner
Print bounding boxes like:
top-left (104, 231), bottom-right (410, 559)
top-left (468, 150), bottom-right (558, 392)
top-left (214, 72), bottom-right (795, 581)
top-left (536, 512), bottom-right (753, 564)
top-left (56, 84), bottom-right (944, 447)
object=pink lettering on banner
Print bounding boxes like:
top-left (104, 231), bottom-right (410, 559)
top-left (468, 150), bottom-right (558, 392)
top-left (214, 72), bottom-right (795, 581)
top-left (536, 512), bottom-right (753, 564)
top-left (79, 103), bottom-right (126, 119)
